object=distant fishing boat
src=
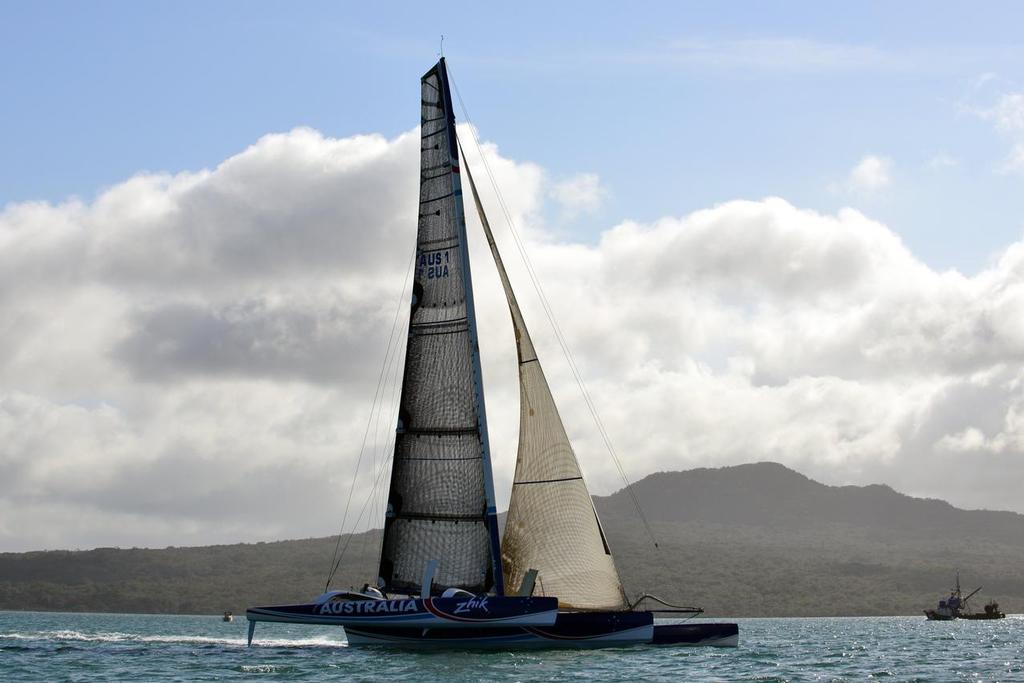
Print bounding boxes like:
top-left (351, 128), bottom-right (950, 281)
top-left (245, 57), bottom-right (738, 649)
top-left (924, 571), bottom-right (1005, 621)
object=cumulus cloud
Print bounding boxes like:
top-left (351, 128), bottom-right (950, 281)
top-left (3, 126), bottom-right (1024, 552)
top-left (991, 94), bottom-right (1024, 172)
top-left (972, 91), bottom-right (1024, 172)
top-left (550, 173), bottom-right (606, 218)
top-left (833, 154), bottom-right (893, 194)
top-left (989, 92), bottom-right (1024, 132)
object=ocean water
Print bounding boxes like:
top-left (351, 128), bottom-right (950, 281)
top-left (1, 611), bottom-right (1021, 682)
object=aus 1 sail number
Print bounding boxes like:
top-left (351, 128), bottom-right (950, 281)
top-left (420, 250), bottom-right (450, 279)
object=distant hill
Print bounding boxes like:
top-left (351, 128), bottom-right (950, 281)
top-left (597, 462), bottom-right (1024, 545)
top-left (596, 463), bottom-right (1024, 616)
top-left (2, 462), bottom-right (1023, 617)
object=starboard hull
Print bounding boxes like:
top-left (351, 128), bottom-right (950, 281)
top-left (344, 611), bottom-right (739, 649)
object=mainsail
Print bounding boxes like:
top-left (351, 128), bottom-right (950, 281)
top-left (460, 143), bottom-right (628, 610)
top-left (377, 59), bottom-right (503, 597)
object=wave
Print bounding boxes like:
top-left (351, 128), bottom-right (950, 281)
top-left (234, 664), bottom-right (300, 674)
top-left (0, 629), bottom-right (345, 649)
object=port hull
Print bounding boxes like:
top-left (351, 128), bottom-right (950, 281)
top-left (344, 612), bottom-right (740, 649)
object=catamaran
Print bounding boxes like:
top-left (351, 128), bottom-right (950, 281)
top-left (245, 57), bottom-right (739, 649)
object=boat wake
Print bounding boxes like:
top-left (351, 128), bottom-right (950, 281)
top-left (0, 629), bottom-right (345, 649)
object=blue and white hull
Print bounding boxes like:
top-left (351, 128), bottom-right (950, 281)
top-left (343, 611), bottom-right (739, 649)
top-left (246, 594), bottom-right (558, 632)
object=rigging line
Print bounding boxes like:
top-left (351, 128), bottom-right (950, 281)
top-left (364, 319), bottom-right (407, 580)
top-left (371, 291), bottom-right (406, 489)
top-left (333, 330), bottom-right (406, 584)
top-left (329, 399), bottom-right (399, 583)
top-left (376, 327), bottom-right (407, 556)
top-left (324, 297), bottom-right (404, 592)
top-left (325, 246), bottom-right (416, 590)
top-left (356, 324), bottom-right (405, 584)
top-left (345, 324), bottom-right (405, 586)
top-left (327, 431), bottom-right (396, 585)
top-left (448, 69), bottom-right (660, 550)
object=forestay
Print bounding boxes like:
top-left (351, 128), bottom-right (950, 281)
top-left (460, 142), bottom-right (628, 611)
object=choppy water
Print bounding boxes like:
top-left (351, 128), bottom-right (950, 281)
top-left (1, 611), bottom-right (1021, 681)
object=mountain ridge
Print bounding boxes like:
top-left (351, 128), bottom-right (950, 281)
top-left (597, 462), bottom-right (1024, 545)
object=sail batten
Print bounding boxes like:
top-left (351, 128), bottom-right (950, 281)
top-left (460, 141), bottom-right (628, 610)
top-left (376, 59), bottom-right (502, 597)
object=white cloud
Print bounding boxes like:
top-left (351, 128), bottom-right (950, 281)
top-left (972, 91), bottom-right (1024, 172)
top-left (550, 173), bottom-right (606, 218)
top-left (3, 127), bottom-right (1024, 552)
top-left (844, 154), bottom-right (893, 193)
top-left (990, 92), bottom-right (1024, 132)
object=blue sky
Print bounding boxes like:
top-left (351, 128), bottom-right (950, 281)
top-left (6, 2), bottom-right (1024, 549)
top-left (3, 1), bottom-right (1024, 273)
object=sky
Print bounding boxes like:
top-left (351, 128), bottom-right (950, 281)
top-left (2, 2), bottom-right (1024, 552)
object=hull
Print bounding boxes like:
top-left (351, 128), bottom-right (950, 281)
top-left (247, 595), bottom-right (558, 629)
top-left (924, 610), bottom-right (1005, 621)
top-left (345, 611), bottom-right (740, 649)
top-left (924, 610), bottom-right (955, 621)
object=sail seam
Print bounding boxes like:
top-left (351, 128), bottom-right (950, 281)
top-left (409, 327), bottom-right (469, 337)
top-left (400, 427), bottom-right (477, 435)
top-left (392, 512), bottom-right (486, 522)
top-left (410, 317), bottom-right (469, 327)
top-left (415, 243), bottom-right (460, 254)
top-left (397, 456), bottom-right (482, 461)
top-left (420, 193), bottom-right (454, 204)
top-left (513, 476), bottom-right (584, 486)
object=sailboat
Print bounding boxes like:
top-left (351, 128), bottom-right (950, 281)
top-left (245, 58), bottom-right (739, 649)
